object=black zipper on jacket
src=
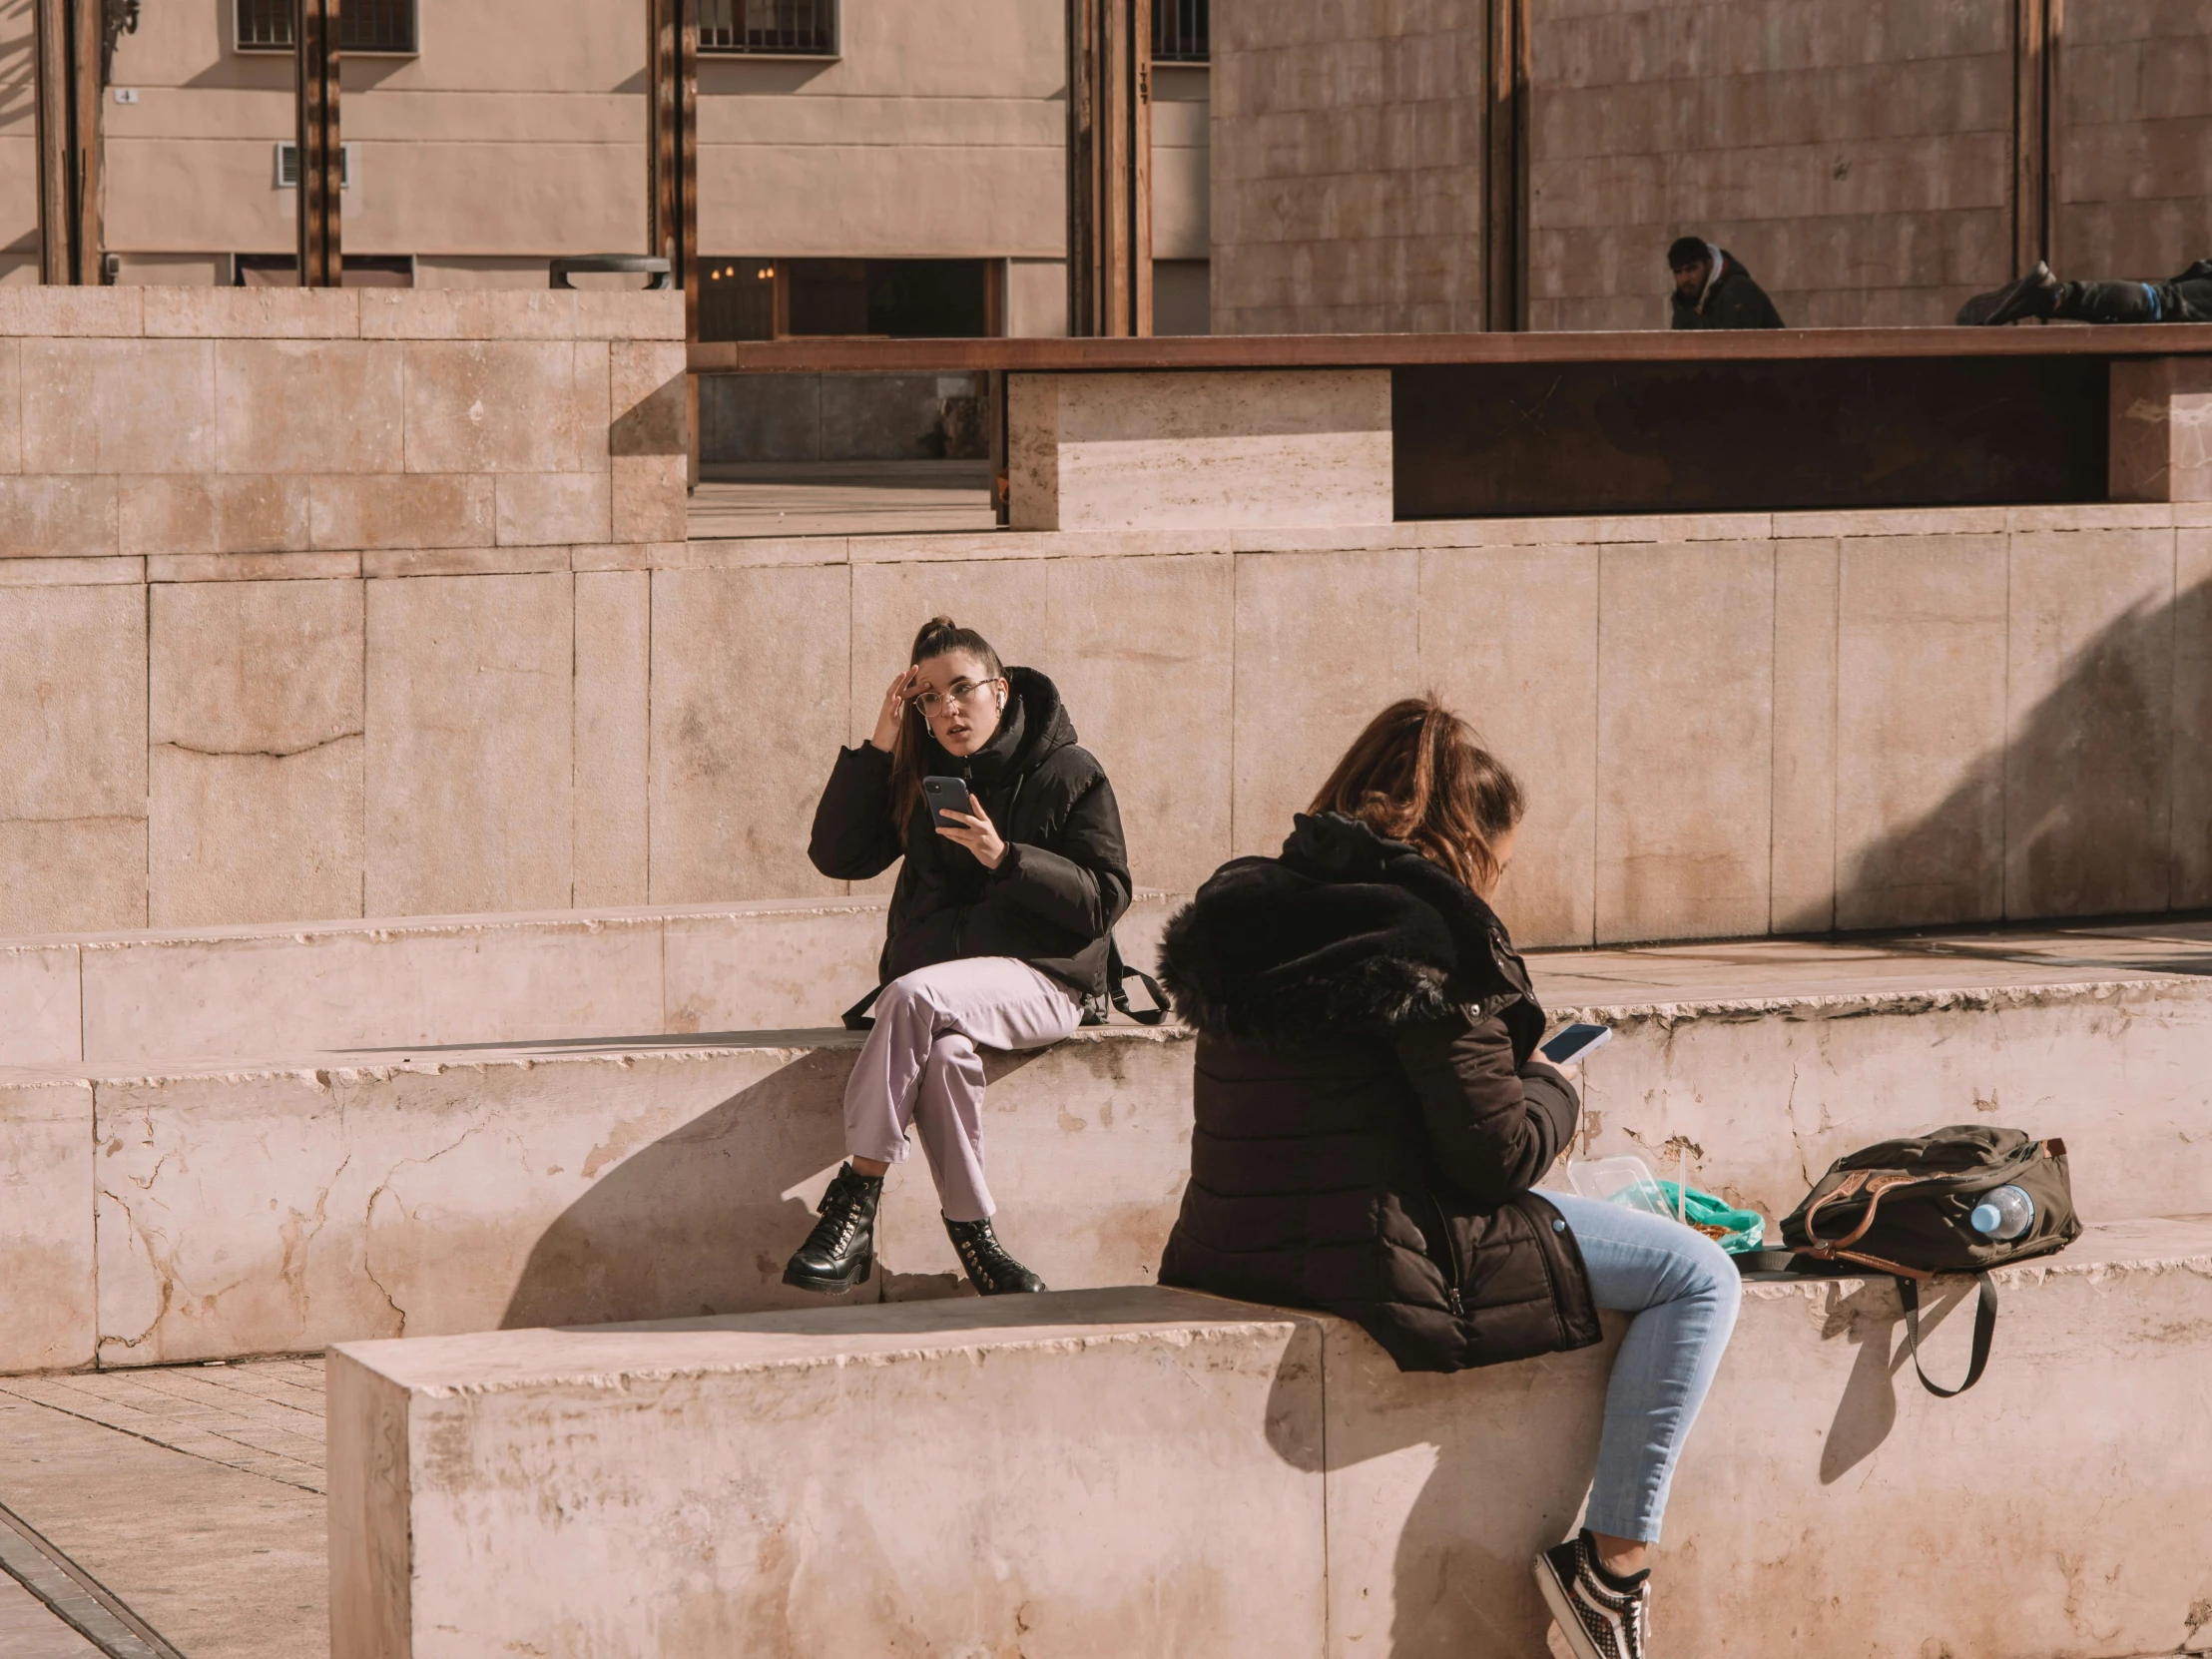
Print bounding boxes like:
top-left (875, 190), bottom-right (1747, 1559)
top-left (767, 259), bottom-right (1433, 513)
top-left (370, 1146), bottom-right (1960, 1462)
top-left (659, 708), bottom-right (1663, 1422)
top-left (1423, 1188), bottom-right (1466, 1318)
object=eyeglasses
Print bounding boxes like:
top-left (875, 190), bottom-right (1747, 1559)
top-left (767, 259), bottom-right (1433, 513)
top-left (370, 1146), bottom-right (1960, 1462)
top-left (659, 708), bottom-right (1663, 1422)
top-left (913, 677), bottom-right (1003, 717)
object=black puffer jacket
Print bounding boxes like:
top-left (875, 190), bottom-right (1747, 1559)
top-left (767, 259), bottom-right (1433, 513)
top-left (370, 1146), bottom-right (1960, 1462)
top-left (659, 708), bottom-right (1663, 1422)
top-left (809, 668), bottom-right (1132, 998)
top-left (1671, 251), bottom-right (1787, 329)
top-left (1155, 813), bottom-right (1600, 1374)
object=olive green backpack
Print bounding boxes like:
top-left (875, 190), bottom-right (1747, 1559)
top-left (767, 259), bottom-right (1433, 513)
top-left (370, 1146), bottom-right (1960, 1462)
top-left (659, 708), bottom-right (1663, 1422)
top-left (1773, 1125), bottom-right (2080, 1397)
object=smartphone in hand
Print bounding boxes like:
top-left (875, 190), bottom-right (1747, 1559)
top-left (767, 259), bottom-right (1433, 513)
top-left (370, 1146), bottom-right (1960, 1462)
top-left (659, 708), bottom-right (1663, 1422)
top-left (1540, 1022), bottom-right (1613, 1066)
top-left (922, 775), bottom-right (975, 829)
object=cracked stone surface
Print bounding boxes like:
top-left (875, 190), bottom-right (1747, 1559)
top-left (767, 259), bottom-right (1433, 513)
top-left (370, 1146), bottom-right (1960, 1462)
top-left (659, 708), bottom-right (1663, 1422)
top-left (6, 920), bottom-right (2212, 1372)
top-left (328, 1228), bottom-right (2212, 1658)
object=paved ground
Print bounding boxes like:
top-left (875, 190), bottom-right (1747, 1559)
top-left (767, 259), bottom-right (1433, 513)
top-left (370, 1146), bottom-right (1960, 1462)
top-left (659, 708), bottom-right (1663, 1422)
top-left (1527, 915), bottom-right (2212, 1007)
top-left (6, 917), bottom-right (2211, 1656)
top-left (688, 459), bottom-right (995, 538)
top-left (0, 1364), bottom-right (325, 1659)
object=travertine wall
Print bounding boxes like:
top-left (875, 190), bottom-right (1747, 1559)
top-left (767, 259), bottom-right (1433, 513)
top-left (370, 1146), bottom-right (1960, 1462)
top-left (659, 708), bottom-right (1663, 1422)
top-left (3, 298), bottom-right (2204, 946)
top-left (1209, 2), bottom-right (1489, 333)
top-left (229, 501), bottom-right (2212, 949)
top-left (1212, 0), bottom-right (2212, 331)
top-left (1526, 0), bottom-right (2016, 329)
top-left (2060, 0), bottom-right (2212, 280)
top-left (0, 285), bottom-right (686, 933)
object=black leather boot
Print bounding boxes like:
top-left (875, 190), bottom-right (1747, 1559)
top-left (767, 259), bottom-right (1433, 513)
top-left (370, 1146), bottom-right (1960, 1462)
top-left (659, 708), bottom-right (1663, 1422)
top-left (782, 1164), bottom-right (882, 1294)
top-left (1959, 260), bottom-right (2061, 325)
top-left (944, 1216), bottom-right (1048, 1295)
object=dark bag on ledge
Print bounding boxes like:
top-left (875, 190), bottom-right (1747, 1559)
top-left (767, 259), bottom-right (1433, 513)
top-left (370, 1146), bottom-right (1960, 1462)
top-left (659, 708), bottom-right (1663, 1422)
top-left (1776, 1125), bottom-right (2080, 1397)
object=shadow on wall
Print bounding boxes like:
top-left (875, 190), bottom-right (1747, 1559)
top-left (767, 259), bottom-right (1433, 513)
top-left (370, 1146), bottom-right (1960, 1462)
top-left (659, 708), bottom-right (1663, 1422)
top-left (500, 1047), bottom-right (859, 1328)
top-left (1260, 1283), bottom-right (1976, 1656)
top-left (1837, 577), bottom-right (2210, 932)
top-left (499, 1043), bottom-right (1049, 1328)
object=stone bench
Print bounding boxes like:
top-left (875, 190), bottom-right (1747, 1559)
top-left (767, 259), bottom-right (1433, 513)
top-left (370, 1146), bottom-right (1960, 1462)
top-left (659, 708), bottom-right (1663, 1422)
top-left (12, 965), bottom-right (2212, 1374)
top-left (0, 893), bottom-right (1179, 1068)
top-left (329, 1219), bottom-right (2212, 1658)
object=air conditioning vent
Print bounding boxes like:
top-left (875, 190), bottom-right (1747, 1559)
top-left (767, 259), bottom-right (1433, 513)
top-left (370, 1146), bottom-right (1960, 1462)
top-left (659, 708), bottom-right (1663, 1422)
top-left (274, 142), bottom-right (353, 190)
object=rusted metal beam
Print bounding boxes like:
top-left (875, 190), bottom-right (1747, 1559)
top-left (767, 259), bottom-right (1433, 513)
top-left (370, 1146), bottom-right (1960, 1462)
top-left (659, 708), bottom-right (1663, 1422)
top-left (1484, 0), bottom-right (1529, 332)
top-left (1066, 0), bottom-right (1152, 336)
top-left (689, 322), bottom-right (2212, 375)
top-left (293, 0), bottom-right (341, 286)
top-left (647, 0), bottom-right (698, 318)
top-left (2013, 0), bottom-right (2060, 275)
top-left (36, 0), bottom-right (105, 283)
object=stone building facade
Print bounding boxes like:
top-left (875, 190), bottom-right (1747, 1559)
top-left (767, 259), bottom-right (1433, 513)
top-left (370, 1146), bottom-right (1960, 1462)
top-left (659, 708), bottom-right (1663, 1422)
top-left (1214, 0), bottom-right (2212, 332)
top-left (0, 0), bottom-right (1215, 338)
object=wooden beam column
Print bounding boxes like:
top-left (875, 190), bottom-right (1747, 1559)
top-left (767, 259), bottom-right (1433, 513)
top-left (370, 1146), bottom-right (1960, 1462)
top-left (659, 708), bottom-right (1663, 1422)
top-left (1066, 0), bottom-right (1151, 336)
top-left (35, 0), bottom-right (104, 283)
top-left (648, 0), bottom-right (699, 338)
top-left (1484, 0), bottom-right (1529, 332)
top-left (294, 0), bottom-right (342, 286)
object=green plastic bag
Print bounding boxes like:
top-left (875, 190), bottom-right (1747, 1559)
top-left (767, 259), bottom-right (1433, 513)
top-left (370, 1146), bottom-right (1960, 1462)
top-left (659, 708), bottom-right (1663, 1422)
top-left (1642, 1182), bottom-right (1767, 1255)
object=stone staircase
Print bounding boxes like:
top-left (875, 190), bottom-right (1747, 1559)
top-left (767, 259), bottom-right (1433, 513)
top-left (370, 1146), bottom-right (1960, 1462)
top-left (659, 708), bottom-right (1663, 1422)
top-left (330, 1234), bottom-right (2212, 1659)
top-left (0, 892), bottom-right (1179, 1068)
top-left (7, 903), bottom-right (2211, 1654)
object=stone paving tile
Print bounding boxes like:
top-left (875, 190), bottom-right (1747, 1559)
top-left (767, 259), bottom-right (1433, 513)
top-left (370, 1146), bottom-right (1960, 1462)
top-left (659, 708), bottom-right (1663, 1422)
top-left (0, 1360), bottom-right (326, 1496)
top-left (0, 1569), bottom-right (104, 1658)
top-left (0, 1390), bottom-right (326, 1659)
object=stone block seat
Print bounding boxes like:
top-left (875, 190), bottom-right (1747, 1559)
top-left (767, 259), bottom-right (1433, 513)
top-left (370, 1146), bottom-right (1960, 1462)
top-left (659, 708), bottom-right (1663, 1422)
top-left (0, 892), bottom-right (1182, 1069)
top-left (10, 917), bottom-right (2212, 1377)
top-left (329, 1227), bottom-right (2212, 1659)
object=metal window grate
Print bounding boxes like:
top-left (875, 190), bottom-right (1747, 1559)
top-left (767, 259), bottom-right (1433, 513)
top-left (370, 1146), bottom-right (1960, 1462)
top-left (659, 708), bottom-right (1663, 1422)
top-left (1153, 0), bottom-right (1206, 62)
top-left (700, 0), bottom-right (836, 55)
top-left (238, 0), bottom-right (417, 53)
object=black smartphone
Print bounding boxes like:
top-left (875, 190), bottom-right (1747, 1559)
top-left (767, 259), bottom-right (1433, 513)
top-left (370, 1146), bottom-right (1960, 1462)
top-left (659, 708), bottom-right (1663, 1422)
top-left (922, 775), bottom-right (975, 828)
top-left (1540, 1022), bottom-right (1613, 1065)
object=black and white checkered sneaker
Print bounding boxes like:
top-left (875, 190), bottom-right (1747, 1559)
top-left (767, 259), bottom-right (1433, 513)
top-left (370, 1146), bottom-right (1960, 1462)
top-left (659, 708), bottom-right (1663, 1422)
top-left (1535, 1530), bottom-right (1651, 1659)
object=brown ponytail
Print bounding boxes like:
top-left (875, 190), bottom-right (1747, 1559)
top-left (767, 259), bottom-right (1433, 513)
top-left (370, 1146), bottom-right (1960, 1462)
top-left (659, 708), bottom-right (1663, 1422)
top-left (889, 616), bottom-right (1006, 829)
top-left (1308, 697), bottom-right (1524, 894)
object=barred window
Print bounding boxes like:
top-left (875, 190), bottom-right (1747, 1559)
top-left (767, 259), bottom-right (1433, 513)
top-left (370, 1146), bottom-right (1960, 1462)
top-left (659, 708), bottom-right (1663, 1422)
top-left (237, 0), bottom-right (417, 53)
top-left (701, 0), bottom-right (837, 56)
top-left (1153, 0), bottom-right (1206, 62)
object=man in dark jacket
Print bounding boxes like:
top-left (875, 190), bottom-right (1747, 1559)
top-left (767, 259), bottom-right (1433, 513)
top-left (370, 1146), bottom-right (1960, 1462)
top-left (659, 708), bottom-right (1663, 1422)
top-left (1668, 235), bottom-right (1786, 329)
top-left (1959, 257), bottom-right (2212, 324)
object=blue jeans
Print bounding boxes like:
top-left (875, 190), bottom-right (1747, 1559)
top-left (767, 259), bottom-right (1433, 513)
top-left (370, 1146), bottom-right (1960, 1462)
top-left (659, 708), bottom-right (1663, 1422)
top-left (1544, 1191), bottom-right (1742, 1544)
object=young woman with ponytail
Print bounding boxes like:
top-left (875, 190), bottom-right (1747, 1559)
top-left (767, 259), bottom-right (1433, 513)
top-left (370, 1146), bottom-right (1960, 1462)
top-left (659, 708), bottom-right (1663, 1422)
top-left (790, 616), bottom-right (1134, 1298)
top-left (1154, 698), bottom-right (1738, 1659)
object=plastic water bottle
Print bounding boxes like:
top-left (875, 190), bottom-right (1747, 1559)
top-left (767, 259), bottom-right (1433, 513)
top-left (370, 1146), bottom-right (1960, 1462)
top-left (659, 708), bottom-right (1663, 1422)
top-left (1969, 1185), bottom-right (2034, 1241)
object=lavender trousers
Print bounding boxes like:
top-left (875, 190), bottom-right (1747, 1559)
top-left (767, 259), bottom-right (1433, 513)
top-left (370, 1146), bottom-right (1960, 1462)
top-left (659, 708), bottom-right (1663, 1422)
top-left (844, 956), bottom-right (1083, 1222)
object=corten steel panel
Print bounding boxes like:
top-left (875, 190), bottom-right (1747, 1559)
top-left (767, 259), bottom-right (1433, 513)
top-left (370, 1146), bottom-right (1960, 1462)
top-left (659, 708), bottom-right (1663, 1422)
top-left (1390, 357), bottom-right (2110, 518)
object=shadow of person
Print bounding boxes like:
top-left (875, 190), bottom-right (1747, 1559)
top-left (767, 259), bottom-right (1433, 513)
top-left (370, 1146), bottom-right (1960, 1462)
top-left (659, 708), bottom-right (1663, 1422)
top-left (497, 1037), bottom-right (1067, 1329)
top-left (1263, 1314), bottom-right (1622, 1658)
top-left (501, 1045), bottom-right (861, 1329)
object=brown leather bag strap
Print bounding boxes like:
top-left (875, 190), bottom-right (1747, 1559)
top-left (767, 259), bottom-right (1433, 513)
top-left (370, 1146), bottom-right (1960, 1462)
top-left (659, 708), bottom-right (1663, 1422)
top-left (1797, 1169), bottom-right (1871, 1251)
top-left (1828, 1247), bottom-right (1935, 1283)
top-left (1802, 1169), bottom-right (1926, 1255)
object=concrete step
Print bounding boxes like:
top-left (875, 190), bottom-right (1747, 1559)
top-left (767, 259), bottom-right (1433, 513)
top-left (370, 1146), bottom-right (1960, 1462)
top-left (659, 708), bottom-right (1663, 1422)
top-left (328, 1221), bottom-right (2212, 1658)
top-left (0, 894), bottom-right (1179, 1068)
top-left (10, 929), bottom-right (2212, 1375)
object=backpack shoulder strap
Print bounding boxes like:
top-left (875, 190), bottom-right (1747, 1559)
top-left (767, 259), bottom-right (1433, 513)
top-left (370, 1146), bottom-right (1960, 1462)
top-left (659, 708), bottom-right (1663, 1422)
top-left (1897, 1274), bottom-right (1998, 1398)
top-left (842, 984), bottom-right (883, 1031)
top-left (1107, 935), bottom-right (1170, 1027)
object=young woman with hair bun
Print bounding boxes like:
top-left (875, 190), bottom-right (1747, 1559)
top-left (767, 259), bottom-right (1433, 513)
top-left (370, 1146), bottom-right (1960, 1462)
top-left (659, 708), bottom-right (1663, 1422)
top-left (790, 616), bottom-right (1134, 1298)
top-left (1156, 697), bottom-right (1738, 1659)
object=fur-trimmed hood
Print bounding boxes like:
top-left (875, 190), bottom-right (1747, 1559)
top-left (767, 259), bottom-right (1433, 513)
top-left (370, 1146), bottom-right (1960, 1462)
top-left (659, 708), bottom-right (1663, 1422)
top-left (1159, 813), bottom-right (1544, 1060)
